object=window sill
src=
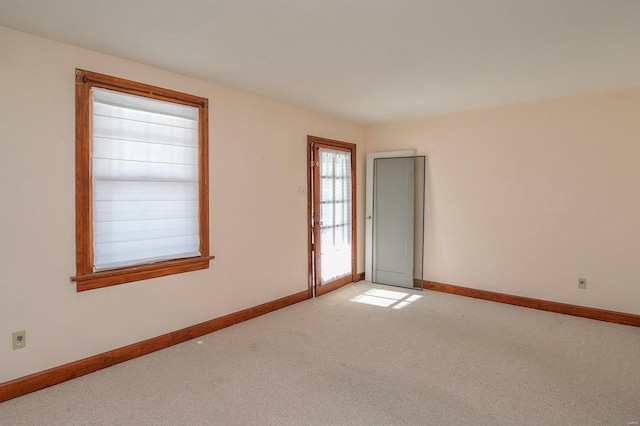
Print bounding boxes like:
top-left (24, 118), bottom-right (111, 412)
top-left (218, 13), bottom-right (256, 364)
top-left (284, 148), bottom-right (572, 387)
top-left (70, 255), bottom-right (215, 292)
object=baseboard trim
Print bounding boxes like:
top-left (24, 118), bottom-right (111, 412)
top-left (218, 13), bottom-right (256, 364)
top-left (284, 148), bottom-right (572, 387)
top-left (0, 290), bottom-right (310, 403)
top-left (423, 281), bottom-right (640, 327)
top-left (355, 272), bottom-right (365, 282)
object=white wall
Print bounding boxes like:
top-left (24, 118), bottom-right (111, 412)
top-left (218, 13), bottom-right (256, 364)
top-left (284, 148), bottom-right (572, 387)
top-left (367, 88), bottom-right (640, 315)
top-left (0, 27), bottom-right (365, 383)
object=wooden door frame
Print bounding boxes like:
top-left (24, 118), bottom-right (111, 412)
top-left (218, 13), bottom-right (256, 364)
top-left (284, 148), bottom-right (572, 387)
top-left (307, 135), bottom-right (357, 298)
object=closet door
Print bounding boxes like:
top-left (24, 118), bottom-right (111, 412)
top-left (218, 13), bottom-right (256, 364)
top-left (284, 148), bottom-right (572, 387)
top-left (372, 157), bottom-right (415, 288)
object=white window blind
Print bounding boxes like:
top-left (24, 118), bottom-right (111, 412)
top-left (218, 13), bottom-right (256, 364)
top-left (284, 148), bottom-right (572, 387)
top-left (318, 148), bottom-right (352, 284)
top-left (91, 87), bottom-right (200, 271)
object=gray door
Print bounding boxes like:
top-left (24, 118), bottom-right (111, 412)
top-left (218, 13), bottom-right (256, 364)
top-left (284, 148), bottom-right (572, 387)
top-left (372, 157), bottom-right (414, 287)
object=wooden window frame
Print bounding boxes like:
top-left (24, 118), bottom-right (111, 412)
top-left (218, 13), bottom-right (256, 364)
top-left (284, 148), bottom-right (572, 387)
top-left (70, 69), bottom-right (213, 292)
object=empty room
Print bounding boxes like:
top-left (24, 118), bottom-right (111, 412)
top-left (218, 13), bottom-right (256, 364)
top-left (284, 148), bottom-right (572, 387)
top-left (1, 1), bottom-right (639, 424)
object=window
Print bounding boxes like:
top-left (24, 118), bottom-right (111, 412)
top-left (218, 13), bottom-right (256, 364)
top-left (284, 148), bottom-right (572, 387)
top-left (318, 147), bottom-right (353, 284)
top-left (71, 69), bottom-right (212, 291)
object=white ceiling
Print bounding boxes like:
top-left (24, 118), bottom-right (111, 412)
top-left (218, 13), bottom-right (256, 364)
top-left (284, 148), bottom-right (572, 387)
top-left (1, 0), bottom-right (639, 124)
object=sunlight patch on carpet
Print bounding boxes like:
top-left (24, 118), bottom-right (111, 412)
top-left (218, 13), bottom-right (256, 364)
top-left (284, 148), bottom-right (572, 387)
top-left (350, 288), bottom-right (423, 309)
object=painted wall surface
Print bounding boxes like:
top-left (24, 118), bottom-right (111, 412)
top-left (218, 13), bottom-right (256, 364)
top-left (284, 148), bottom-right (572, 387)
top-left (367, 88), bottom-right (640, 315)
top-left (0, 27), bottom-right (365, 383)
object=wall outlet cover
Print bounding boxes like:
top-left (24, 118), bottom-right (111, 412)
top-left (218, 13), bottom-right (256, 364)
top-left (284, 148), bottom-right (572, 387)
top-left (12, 330), bottom-right (26, 350)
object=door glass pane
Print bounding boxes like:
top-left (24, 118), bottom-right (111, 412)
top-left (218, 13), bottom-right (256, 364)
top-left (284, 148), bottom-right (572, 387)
top-left (318, 148), bottom-right (352, 284)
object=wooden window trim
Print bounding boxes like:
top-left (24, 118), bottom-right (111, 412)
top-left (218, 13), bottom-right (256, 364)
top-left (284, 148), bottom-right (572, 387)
top-left (70, 69), bottom-right (212, 291)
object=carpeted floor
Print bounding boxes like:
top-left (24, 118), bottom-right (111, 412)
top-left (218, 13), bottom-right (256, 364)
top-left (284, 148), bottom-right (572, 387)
top-left (1, 281), bottom-right (639, 425)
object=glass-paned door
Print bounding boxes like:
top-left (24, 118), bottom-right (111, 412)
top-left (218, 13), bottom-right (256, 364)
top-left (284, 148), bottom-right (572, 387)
top-left (308, 136), bottom-right (356, 297)
top-left (318, 148), bottom-right (352, 284)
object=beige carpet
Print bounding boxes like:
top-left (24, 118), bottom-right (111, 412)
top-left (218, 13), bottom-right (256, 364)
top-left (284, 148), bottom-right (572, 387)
top-left (1, 281), bottom-right (639, 425)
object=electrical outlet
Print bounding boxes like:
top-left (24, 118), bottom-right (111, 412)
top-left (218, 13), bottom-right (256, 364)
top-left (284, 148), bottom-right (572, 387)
top-left (12, 330), bottom-right (26, 350)
top-left (578, 278), bottom-right (587, 289)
